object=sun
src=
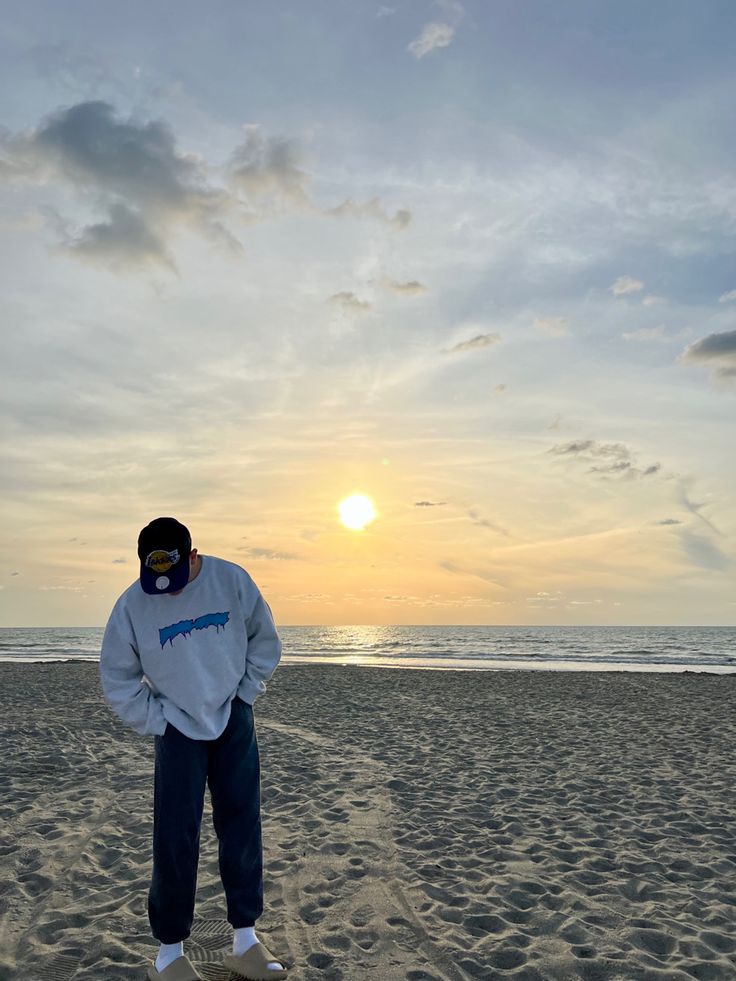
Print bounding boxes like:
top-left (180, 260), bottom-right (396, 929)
top-left (338, 494), bottom-right (377, 531)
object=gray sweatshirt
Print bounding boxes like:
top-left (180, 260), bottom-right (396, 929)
top-left (99, 555), bottom-right (282, 740)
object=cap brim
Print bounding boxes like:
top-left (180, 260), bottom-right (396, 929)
top-left (140, 559), bottom-right (191, 595)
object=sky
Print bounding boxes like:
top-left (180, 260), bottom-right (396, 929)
top-left (1, 0), bottom-right (735, 627)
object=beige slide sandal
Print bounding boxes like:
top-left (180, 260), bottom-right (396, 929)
top-left (147, 953), bottom-right (203, 980)
top-left (223, 941), bottom-right (288, 979)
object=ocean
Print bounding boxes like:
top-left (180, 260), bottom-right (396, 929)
top-left (1, 625), bottom-right (735, 673)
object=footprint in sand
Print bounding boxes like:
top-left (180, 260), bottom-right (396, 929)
top-left (258, 719), bottom-right (469, 980)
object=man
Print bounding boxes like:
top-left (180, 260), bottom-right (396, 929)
top-left (99, 517), bottom-right (287, 981)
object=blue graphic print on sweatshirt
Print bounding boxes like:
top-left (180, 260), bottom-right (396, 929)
top-left (100, 555), bottom-right (283, 739)
top-left (160, 611), bottom-right (231, 648)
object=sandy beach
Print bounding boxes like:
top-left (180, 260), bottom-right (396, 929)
top-left (1, 661), bottom-right (735, 981)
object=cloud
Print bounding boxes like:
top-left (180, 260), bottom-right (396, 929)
top-left (228, 126), bottom-right (310, 209)
top-left (467, 508), bottom-right (508, 536)
top-left (322, 196), bottom-right (411, 228)
top-left (328, 291), bottom-right (372, 313)
top-left (0, 100), bottom-right (237, 271)
top-left (654, 518), bottom-right (682, 525)
top-left (622, 325), bottom-right (668, 342)
top-left (446, 332), bottom-right (501, 353)
top-left (9, 101), bottom-right (221, 213)
top-left (642, 295), bottom-right (664, 306)
top-left (0, 103), bottom-right (411, 273)
top-left (677, 486), bottom-right (722, 536)
top-left (111, 557), bottom-right (127, 564)
top-left (243, 547), bottom-right (299, 561)
top-left (610, 275), bottom-right (644, 296)
top-left (549, 439), bottom-right (661, 479)
top-left (439, 559), bottom-right (506, 589)
top-left (534, 316), bottom-right (570, 338)
top-left (680, 329), bottom-right (736, 383)
top-left (589, 460), bottom-right (633, 474)
top-left (415, 500), bottom-right (446, 506)
top-left (228, 128), bottom-right (412, 228)
top-left (407, 22), bottom-right (455, 58)
top-left (381, 278), bottom-right (427, 294)
top-left (61, 201), bottom-right (176, 272)
top-left (718, 289), bottom-right (736, 304)
top-left (526, 590), bottom-right (564, 604)
top-left (679, 530), bottom-right (731, 572)
top-left (550, 439), bottom-right (597, 455)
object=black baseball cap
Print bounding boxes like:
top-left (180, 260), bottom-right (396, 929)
top-left (137, 517), bottom-right (192, 595)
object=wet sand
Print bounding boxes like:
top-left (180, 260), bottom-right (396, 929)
top-left (1, 661), bottom-right (735, 980)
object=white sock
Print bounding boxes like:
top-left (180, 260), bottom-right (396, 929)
top-left (233, 926), bottom-right (284, 971)
top-left (155, 941), bottom-right (183, 972)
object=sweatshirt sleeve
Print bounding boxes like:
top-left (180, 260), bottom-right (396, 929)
top-left (99, 600), bottom-right (168, 736)
top-left (237, 583), bottom-right (283, 705)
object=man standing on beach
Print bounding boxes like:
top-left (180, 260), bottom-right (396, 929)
top-left (99, 517), bottom-right (288, 981)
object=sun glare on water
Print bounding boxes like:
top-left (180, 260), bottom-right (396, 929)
top-left (338, 494), bottom-right (377, 531)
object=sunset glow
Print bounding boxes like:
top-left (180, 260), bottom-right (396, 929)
top-left (338, 495), bottom-right (377, 532)
top-left (1, 3), bottom-right (734, 627)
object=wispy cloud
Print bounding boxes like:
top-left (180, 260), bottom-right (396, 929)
top-left (549, 439), bottom-right (661, 479)
top-left (408, 22), bottom-right (455, 59)
top-left (328, 291), bottom-right (372, 313)
top-left (439, 559), bottom-right (506, 589)
top-left (381, 278), bottom-right (427, 294)
top-left (322, 196), bottom-right (411, 228)
top-left (679, 530), bottom-right (731, 571)
top-left (243, 547), bottom-right (300, 561)
top-left (467, 507), bottom-right (508, 536)
top-left (230, 127), bottom-right (411, 229)
top-left (415, 500), bottom-right (446, 507)
top-left (534, 316), bottom-right (570, 338)
top-left (445, 332), bottom-right (501, 353)
top-left (718, 289), bottom-right (736, 304)
top-left (228, 126), bottom-right (310, 209)
top-left (678, 486), bottom-right (722, 536)
top-left (610, 275), bottom-right (644, 296)
top-left (622, 325), bottom-right (668, 342)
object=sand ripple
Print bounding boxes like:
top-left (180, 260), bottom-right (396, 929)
top-left (1, 663), bottom-right (735, 980)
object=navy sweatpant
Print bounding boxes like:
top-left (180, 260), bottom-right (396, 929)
top-left (147, 696), bottom-right (264, 943)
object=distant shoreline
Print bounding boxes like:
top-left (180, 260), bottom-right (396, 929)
top-left (1, 655), bottom-right (735, 675)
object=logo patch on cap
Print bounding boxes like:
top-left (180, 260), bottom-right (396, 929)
top-left (155, 576), bottom-right (170, 590)
top-left (146, 549), bottom-right (180, 574)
